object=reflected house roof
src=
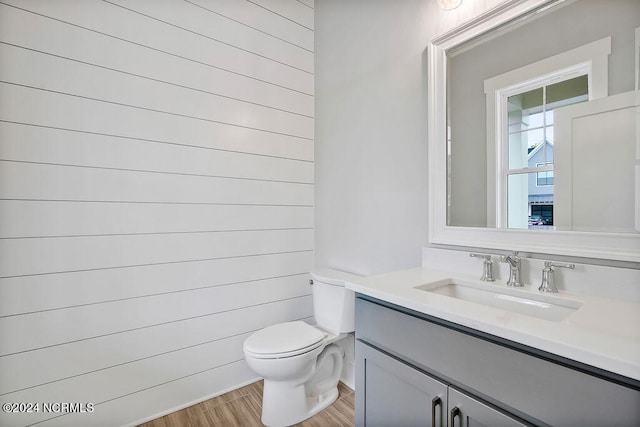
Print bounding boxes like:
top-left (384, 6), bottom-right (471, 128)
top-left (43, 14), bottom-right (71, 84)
top-left (527, 139), bottom-right (553, 159)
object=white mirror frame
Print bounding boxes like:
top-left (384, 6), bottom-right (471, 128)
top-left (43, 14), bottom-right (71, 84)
top-left (427, 0), bottom-right (640, 263)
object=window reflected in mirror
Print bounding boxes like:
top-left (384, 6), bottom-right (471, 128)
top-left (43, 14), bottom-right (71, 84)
top-left (504, 74), bottom-right (589, 229)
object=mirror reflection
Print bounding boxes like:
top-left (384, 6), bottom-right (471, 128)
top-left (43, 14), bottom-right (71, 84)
top-left (447, 0), bottom-right (639, 233)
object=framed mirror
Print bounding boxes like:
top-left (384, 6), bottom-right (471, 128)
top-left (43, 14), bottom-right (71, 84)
top-left (428, 0), bottom-right (640, 262)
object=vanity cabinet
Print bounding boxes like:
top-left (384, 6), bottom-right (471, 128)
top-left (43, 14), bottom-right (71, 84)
top-left (357, 341), bottom-right (447, 426)
top-left (355, 296), bottom-right (640, 427)
top-left (357, 340), bottom-right (526, 426)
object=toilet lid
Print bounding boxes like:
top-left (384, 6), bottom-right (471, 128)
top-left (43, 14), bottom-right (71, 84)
top-left (244, 321), bottom-right (326, 358)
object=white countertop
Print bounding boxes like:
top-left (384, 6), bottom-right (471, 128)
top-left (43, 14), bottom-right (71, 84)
top-left (346, 267), bottom-right (640, 382)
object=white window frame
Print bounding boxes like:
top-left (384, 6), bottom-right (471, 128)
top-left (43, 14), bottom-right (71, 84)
top-left (483, 37), bottom-right (611, 228)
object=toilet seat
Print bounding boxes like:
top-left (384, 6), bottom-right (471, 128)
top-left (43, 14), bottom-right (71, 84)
top-left (243, 321), bottom-right (327, 359)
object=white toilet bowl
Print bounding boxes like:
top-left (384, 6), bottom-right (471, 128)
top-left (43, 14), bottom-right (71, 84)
top-left (243, 269), bottom-right (359, 427)
top-left (244, 321), bottom-right (344, 426)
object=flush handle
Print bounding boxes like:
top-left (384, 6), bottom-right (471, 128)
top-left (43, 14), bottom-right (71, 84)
top-left (431, 396), bottom-right (442, 427)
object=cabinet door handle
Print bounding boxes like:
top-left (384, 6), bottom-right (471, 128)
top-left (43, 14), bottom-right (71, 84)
top-left (431, 396), bottom-right (442, 427)
top-left (450, 406), bottom-right (461, 427)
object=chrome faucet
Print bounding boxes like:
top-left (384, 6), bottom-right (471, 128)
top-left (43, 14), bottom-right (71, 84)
top-left (469, 253), bottom-right (495, 282)
top-left (500, 252), bottom-right (524, 287)
top-left (539, 261), bottom-right (575, 293)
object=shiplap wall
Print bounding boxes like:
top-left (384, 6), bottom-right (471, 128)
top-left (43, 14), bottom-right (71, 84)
top-left (0, 0), bottom-right (314, 425)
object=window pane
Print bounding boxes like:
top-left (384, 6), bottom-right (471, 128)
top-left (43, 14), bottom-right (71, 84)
top-left (546, 74), bottom-right (588, 105)
top-left (507, 87), bottom-right (544, 134)
top-left (509, 110), bottom-right (544, 133)
top-left (509, 128), bottom-right (543, 169)
top-left (527, 111), bottom-right (545, 129)
top-left (545, 126), bottom-right (554, 163)
top-left (507, 172), bottom-right (554, 229)
top-left (507, 173), bottom-right (529, 229)
top-left (508, 87), bottom-right (543, 110)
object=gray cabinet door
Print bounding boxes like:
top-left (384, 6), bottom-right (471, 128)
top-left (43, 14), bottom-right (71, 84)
top-left (356, 341), bottom-right (448, 427)
top-left (448, 387), bottom-right (528, 427)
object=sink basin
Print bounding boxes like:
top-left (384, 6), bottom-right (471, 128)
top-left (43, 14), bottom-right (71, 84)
top-left (416, 279), bottom-right (582, 321)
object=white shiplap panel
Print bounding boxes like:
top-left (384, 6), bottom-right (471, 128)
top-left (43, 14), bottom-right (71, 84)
top-left (0, 161), bottom-right (313, 205)
top-left (110, 0), bottom-right (313, 73)
top-left (0, 44), bottom-right (313, 139)
top-left (0, 5), bottom-right (313, 117)
top-left (0, 251), bottom-right (312, 316)
top-left (0, 199), bottom-right (313, 238)
top-left (0, 228), bottom-right (312, 278)
top-left (0, 0), bottom-right (313, 94)
top-left (251, 0), bottom-right (315, 30)
top-left (0, 122), bottom-right (313, 184)
top-left (0, 274), bottom-right (310, 356)
top-left (0, 0), bottom-right (315, 424)
top-left (0, 83), bottom-right (314, 160)
top-left (0, 332), bottom-right (250, 427)
top-left (188, 0), bottom-right (313, 52)
top-left (0, 296), bottom-right (313, 394)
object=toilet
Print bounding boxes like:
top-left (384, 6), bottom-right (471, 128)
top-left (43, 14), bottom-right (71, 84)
top-left (243, 268), bottom-right (357, 426)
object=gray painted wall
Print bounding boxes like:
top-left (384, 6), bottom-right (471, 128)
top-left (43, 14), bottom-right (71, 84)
top-left (315, 0), bottom-right (431, 275)
top-left (314, 0), bottom-right (505, 275)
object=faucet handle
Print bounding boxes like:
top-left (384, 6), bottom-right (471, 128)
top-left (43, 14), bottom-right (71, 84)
top-left (539, 261), bottom-right (575, 293)
top-left (470, 253), bottom-right (496, 282)
top-left (545, 261), bottom-right (575, 270)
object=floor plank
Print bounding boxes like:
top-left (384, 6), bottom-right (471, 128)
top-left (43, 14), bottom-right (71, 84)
top-left (138, 380), bottom-right (354, 426)
top-left (204, 395), bottom-right (263, 427)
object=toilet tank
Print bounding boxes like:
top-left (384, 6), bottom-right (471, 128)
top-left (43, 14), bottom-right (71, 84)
top-left (310, 268), bottom-right (360, 335)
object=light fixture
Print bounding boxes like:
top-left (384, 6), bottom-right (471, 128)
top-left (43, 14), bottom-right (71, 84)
top-left (438, 0), bottom-right (462, 11)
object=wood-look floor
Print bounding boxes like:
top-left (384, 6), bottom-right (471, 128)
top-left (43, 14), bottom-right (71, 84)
top-left (138, 380), bottom-right (354, 427)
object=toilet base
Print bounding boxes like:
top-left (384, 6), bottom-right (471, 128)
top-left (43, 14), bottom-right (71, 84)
top-left (262, 380), bottom-right (339, 426)
top-left (260, 344), bottom-right (343, 426)
top-left (306, 386), bottom-right (340, 420)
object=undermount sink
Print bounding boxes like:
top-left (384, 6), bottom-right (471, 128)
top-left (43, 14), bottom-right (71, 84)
top-left (416, 279), bottom-right (583, 321)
